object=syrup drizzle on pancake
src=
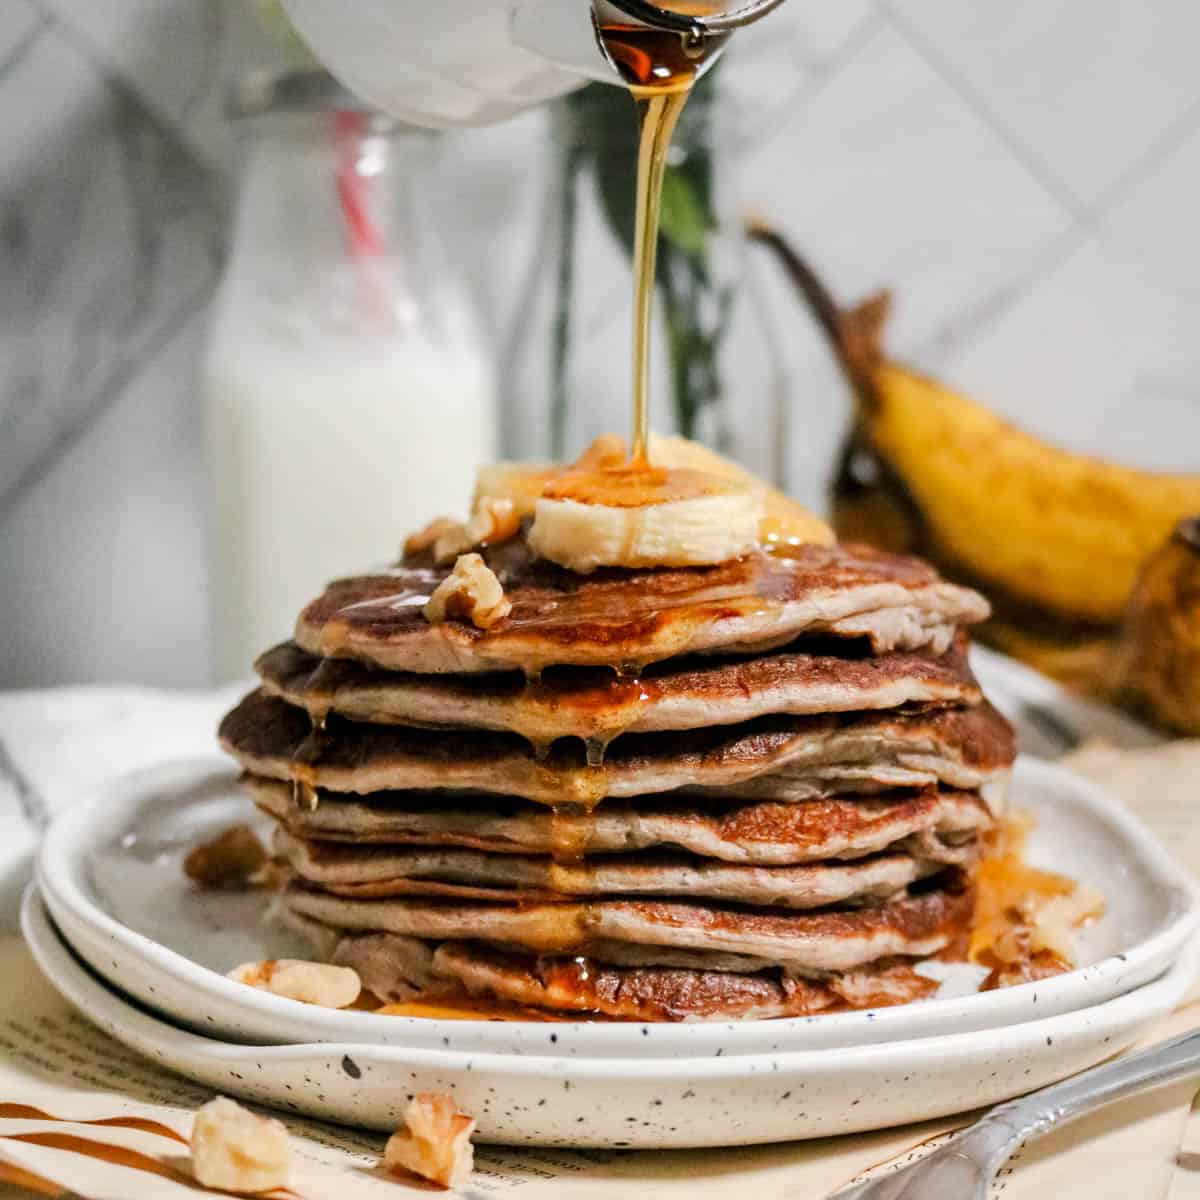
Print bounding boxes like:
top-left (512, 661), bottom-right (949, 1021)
top-left (296, 541), bottom-right (987, 676)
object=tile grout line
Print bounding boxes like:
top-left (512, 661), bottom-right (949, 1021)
top-left (877, 0), bottom-right (1200, 357)
top-left (0, 10), bottom-right (49, 85)
top-left (0, 735), bottom-right (49, 833)
top-left (0, 8), bottom-right (227, 526)
top-left (0, 282), bottom-right (217, 525)
top-left (1076, 93), bottom-right (1200, 307)
top-left (875, 0), bottom-right (1091, 219)
top-left (747, 8), bottom-right (888, 157)
top-left (33, 4), bottom-right (219, 160)
top-left (1087, 95), bottom-right (1200, 220)
top-left (915, 224), bottom-right (1088, 368)
top-left (923, 89), bottom-right (1200, 364)
top-left (871, 2), bottom-right (1088, 363)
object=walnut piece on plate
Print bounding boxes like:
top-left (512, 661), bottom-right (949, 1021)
top-left (424, 553), bottom-right (512, 629)
top-left (227, 959), bottom-right (361, 1008)
top-left (183, 824), bottom-right (267, 889)
top-left (191, 1096), bottom-right (290, 1193)
top-left (384, 1093), bottom-right (476, 1189)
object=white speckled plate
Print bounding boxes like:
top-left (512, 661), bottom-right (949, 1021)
top-left (969, 644), bottom-right (1162, 759)
top-left (34, 755), bottom-right (1200, 1058)
top-left (23, 886), bottom-right (1200, 1149)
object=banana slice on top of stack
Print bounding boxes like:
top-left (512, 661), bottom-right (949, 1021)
top-left (476, 433), bottom-right (833, 574)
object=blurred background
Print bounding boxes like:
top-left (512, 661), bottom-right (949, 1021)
top-left (1, 0), bottom-right (1198, 688)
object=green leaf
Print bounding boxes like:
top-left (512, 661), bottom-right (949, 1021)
top-left (565, 85), bottom-right (639, 260)
top-left (557, 67), bottom-right (731, 439)
top-left (659, 169), bottom-right (711, 259)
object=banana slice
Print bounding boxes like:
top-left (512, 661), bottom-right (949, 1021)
top-left (472, 434), bottom-right (629, 519)
top-left (528, 465), bottom-right (765, 572)
top-left (474, 434), bottom-right (832, 572)
top-left (473, 435), bottom-right (833, 572)
top-left (473, 461), bottom-right (555, 520)
top-left (647, 434), bottom-right (835, 550)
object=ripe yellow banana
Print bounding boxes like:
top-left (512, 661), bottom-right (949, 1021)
top-left (1108, 518), bottom-right (1200, 735)
top-left (748, 224), bottom-right (1200, 631)
top-left (865, 363), bottom-right (1200, 625)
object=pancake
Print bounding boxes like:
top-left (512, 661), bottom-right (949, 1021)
top-left (310, 923), bottom-right (946, 984)
top-left (250, 778), bottom-right (995, 864)
top-left (220, 690), bottom-right (1014, 808)
top-left (295, 542), bottom-right (989, 674)
top-left (330, 932), bottom-right (440, 1001)
top-left (273, 827), bottom-right (970, 907)
top-left (327, 934), bottom-right (939, 1021)
top-left (438, 942), bottom-right (939, 1020)
top-left (281, 876), bottom-right (973, 971)
top-left (256, 636), bottom-right (982, 745)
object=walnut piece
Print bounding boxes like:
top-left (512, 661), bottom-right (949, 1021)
top-left (191, 1096), bottom-right (290, 1193)
top-left (432, 521), bottom-right (472, 565)
top-left (404, 516), bottom-right (464, 559)
top-left (183, 824), bottom-right (267, 889)
top-left (423, 553), bottom-right (512, 629)
top-left (467, 496), bottom-right (521, 547)
top-left (227, 959), bottom-right (361, 1009)
top-left (384, 1093), bottom-right (476, 1189)
top-left (434, 498), bottom-right (522, 564)
top-left (405, 498), bottom-right (522, 566)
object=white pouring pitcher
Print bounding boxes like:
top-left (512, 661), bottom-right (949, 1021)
top-left (279, 0), bottom-right (786, 127)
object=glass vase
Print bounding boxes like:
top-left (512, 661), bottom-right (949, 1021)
top-left (500, 73), bottom-right (787, 482)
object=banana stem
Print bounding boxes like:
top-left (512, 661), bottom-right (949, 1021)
top-left (745, 219), bottom-right (883, 414)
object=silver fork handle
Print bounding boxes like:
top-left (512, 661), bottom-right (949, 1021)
top-left (954, 1026), bottom-right (1200, 1174)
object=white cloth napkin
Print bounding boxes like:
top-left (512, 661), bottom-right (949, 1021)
top-left (0, 684), bottom-right (243, 930)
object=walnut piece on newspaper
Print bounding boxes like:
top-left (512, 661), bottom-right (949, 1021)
top-left (227, 959), bottom-right (361, 1009)
top-left (191, 1096), bottom-right (290, 1193)
top-left (423, 553), bottom-right (512, 629)
top-left (384, 1093), bottom-right (476, 1189)
top-left (183, 824), bottom-right (267, 889)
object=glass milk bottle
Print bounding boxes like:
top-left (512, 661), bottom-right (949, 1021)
top-left (205, 69), bottom-right (495, 681)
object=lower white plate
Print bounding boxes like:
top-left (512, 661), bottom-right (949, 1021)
top-left (33, 755), bottom-right (1200, 1058)
top-left (23, 886), bottom-right (1198, 1149)
top-left (969, 644), bottom-right (1161, 758)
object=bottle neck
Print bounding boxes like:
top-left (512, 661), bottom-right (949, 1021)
top-left (225, 115), bottom-right (436, 337)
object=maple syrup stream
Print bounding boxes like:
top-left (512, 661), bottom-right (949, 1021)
top-left (598, 21), bottom-right (726, 466)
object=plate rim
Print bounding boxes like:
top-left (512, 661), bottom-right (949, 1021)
top-left (34, 752), bottom-right (1200, 1053)
top-left (22, 883), bottom-right (1200, 1079)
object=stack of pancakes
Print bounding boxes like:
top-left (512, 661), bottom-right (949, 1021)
top-left (219, 538), bottom-right (1015, 1021)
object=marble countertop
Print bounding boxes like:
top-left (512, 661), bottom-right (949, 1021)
top-left (0, 682), bottom-right (243, 929)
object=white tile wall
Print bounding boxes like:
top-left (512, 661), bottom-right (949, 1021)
top-left (942, 234), bottom-right (1200, 470)
top-left (884, 0), bottom-right (1200, 207)
top-left (1104, 122), bottom-right (1200, 300)
top-left (1, 0), bottom-right (1197, 687)
top-left (739, 21), bottom-right (1074, 352)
